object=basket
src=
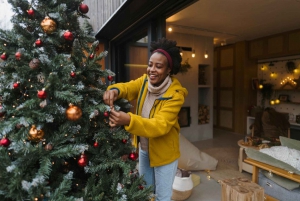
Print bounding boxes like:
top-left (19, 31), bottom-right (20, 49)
top-left (171, 189), bottom-right (192, 201)
top-left (171, 174), bottom-right (193, 200)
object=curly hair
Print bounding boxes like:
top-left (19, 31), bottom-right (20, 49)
top-left (150, 38), bottom-right (183, 75)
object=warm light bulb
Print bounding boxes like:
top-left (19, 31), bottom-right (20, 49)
top-left (192, 50), bottom-right (195, 58)
top-left (259, 84), bottom-right (263, 89)
top-left (294, 69), bottom-right (298, 73)
top-left (180, 52), bottom-right (183, 56)
top-left (204, 50), bottom-right (208, 59)
top-left (270, 100), bottom-right (275, 105)
top-left (270, 72), bottom-right (275, 77)
top-left (275, 99), bottom-right (280, 104)
top-left (168, 27), bottom-right (172, 32)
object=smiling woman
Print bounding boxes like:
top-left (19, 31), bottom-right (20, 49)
top-left (0, 0), bottom-right (13, 30)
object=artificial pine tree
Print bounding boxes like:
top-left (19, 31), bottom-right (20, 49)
top-left (0, 0), bottom-right (152, 200)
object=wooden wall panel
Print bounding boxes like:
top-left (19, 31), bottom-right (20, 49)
top-left (220, 69), bottom-right (233, 88)
top-left (220, 110), bottom-right (233, 129)
top-left (220, 90), bottom-right (233, 108)
top-left (288, 30), bottom-right (300, 52)
top-left (249, 39), bottom-right (264, 58)
top-left (267, 35), bottom-right (284, 55)
top-left (220, 48), bottom-right (234, 67)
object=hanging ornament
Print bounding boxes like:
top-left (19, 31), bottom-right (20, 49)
top-left (28, 125), bottom-right (45, 142)
top-left (129, 152), bottom-right (138, 161)
top-left (0, 137), bottom-right (11, 147)
top-left (27, 8), bottom-right (34, 16)
top-left (37, 88), bottom-right (47, 99)
top-left (89, 53), bottom-right (94, 59)
top-left (16, 124), bottom-right (23, 129)
top-left (39, 99), bottom-right (48, 108)
top-left (70, 71), bottom-right (76, 78)
top-left (35, 38), bottom-right (43, 47)
top-left (77, 153), bottom-right (88, 167)
top-left (13, 82), bottom-right (20, 89)
top-left (63, 30), bottom-right (74, 41)
top-left (103, 111), bottom-right (109, 117)
top-left (107, 75), bottom-right (114, 81)
top-left (66, 104), bottom-right (82, 121)
top-left (0, 105), bottom-right (6, 117)
top-left (138, 185), bottom-right (144, 190)
top-left (122, 139), bottom-right (127, 144)
top-left (79, 3), bottom-right (89, 14)
top-left (15, 52), bottom-right (21, 60)
top-left (40, 16), bottom-right (57, 34)
top-left (93, 141), bottom-right (99, 148)
top-left (26, 25), bottom-right (34, 32)
top-left (29, 58), bottom-right (40, 70)
top-left (44, 143), bottom-right (53, 151)
top-left (0, 53), bottom-right (7, 60)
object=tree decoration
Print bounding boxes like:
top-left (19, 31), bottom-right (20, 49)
top-left (0, 53), bottom-right (7, 60)
top-left (89, 53), bottom-right (94, 59)
top-left (70, 71), bottom-right (76, 78)
top-left (63, 30), bottom-right (74, 41)
top-left (28, 125), bottom-right (45, 142)
top-left (44, 143), bottom-right (53, 151)
top-left (27, 8), bottom-right (34, 16)
top-left (37, 88), bottom-right (47, 99)
top-left (129, 152), bottom-right (138, 161)
top-left (93, 141), bottom-right (99, 148)
top-left (29, 58), bottom-right (40, 69)
top-left (13, 82), bottom-right (20, 89)
top-left (0, 137), bottom-right (11, 147)
top-left (40, 16), bottom-right (57, 34)
top-left (103, 111), bottom-right (109, 117)
top-left (138, 185), bottom-right (144, 190)
top-left (107, 75), bottom-right (114, 81)
top-left (15, 52), bottom-right (21, 60)
top-left (79, 3), bottom-right (89, 14)
top-left (39, 99), bottom-right (48, 108)
top-left (122, 139), bottom-right (127, 144)
top-left (66, 104), bottom-right (82, 121)
top-left (77, 153), bottom-right (88, 167)
top-left (35, 38), bottom-right (43, 47)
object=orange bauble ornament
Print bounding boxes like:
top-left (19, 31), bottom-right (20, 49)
top-left (28, 125), bottom-right (44, 142)
top-left (40, 16), bottom-right (57, 34)
top-left (66, 104), bottom-right (82, 121)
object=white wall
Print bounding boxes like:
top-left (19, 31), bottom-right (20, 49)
top-left (0, 0), bottom-right (13, 30)
top-left (167, 32), bottom-right (214, 142)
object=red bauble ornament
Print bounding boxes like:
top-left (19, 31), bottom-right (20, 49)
top-left (138, 185), bottom-right (144, 190)
top-left (13, 82), bottom-right (20, 89)
top-left (79, 3), bottom-right (89, 14)
top-left (93, 141), bottom-right (99, 148)
top-left (89, 53), bottom-right (94, 59)
top-left (63, 30), bottom-right (74, 41)
top-left (129, 152), bottom-right (138, 161)
top-left (70, 71), bottom-right (76, 78)
top-left (107, 75), bottom-right (114, 81)
top-left (122, 139), bottom-right (127, 144)
top-left (0, 53), bottom-right (7, 60)
top-left (37, 89), bottom-right (47, 99)
top-left (27, 8), bottom-right (34, 16)
top-left (103, 111), bottom-right (109, 117)
top-left (78, 154), bottom-right (88, 167)
top-left (44, 143), bottom-right (53, 151)
top-left (15, 52), bottom-right (21, 60)
top-left (35, 38), bottom-right (43, 47)
top-left (0, 137), bottom-right (11, 147)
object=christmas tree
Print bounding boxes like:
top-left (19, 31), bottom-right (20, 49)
top-left (0, 0), bottom-right (152, 200)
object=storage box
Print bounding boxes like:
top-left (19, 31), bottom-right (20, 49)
top-left (258, 172), bottom-right (300, 201)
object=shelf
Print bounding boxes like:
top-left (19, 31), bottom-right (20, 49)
top-left (198, 85), bottom-right (211, 88)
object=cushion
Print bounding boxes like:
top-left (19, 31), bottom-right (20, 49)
top-left (245, 148), bottom-right (300, 174)
top-left (261, 170), bottom-right (300, 191)
top-left (280, 136), bottom-right (300, 151)
top-left (178, 134), bottom-right (218, 171)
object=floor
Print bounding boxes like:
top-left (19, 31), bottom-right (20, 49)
top-left (183, 128), bottom-right (248, 201)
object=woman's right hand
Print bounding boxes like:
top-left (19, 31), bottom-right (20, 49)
top-left (103, 89), bottom-right (118, 106)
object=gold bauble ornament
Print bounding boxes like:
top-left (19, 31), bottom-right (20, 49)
top-left (28, 125), bottom-right (44, 142)
top-left (40, 16), bottom-right (57, 34)
top-left (66, 105), bottom-right (82, 121)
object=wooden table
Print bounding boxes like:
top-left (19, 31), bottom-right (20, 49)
top-left (244, 158), bottom-right (300, 201)
top-left (237, 140), bottom-right (259, 173)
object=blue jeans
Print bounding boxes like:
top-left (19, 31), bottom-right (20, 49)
top-left (139, 148), bottom-right (178, 201)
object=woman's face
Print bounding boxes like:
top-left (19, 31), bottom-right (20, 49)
top-left (147, 52), bottom-right (171, 87)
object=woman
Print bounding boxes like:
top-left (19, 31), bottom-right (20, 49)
top-left (103, 38), bottom-right (188, 201)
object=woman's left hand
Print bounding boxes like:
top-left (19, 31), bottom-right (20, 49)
top-left (109, 107), bottom-right (131, 127)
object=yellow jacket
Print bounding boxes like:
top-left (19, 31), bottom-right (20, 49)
top-left (108, 74), bottom-right (188, 167)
